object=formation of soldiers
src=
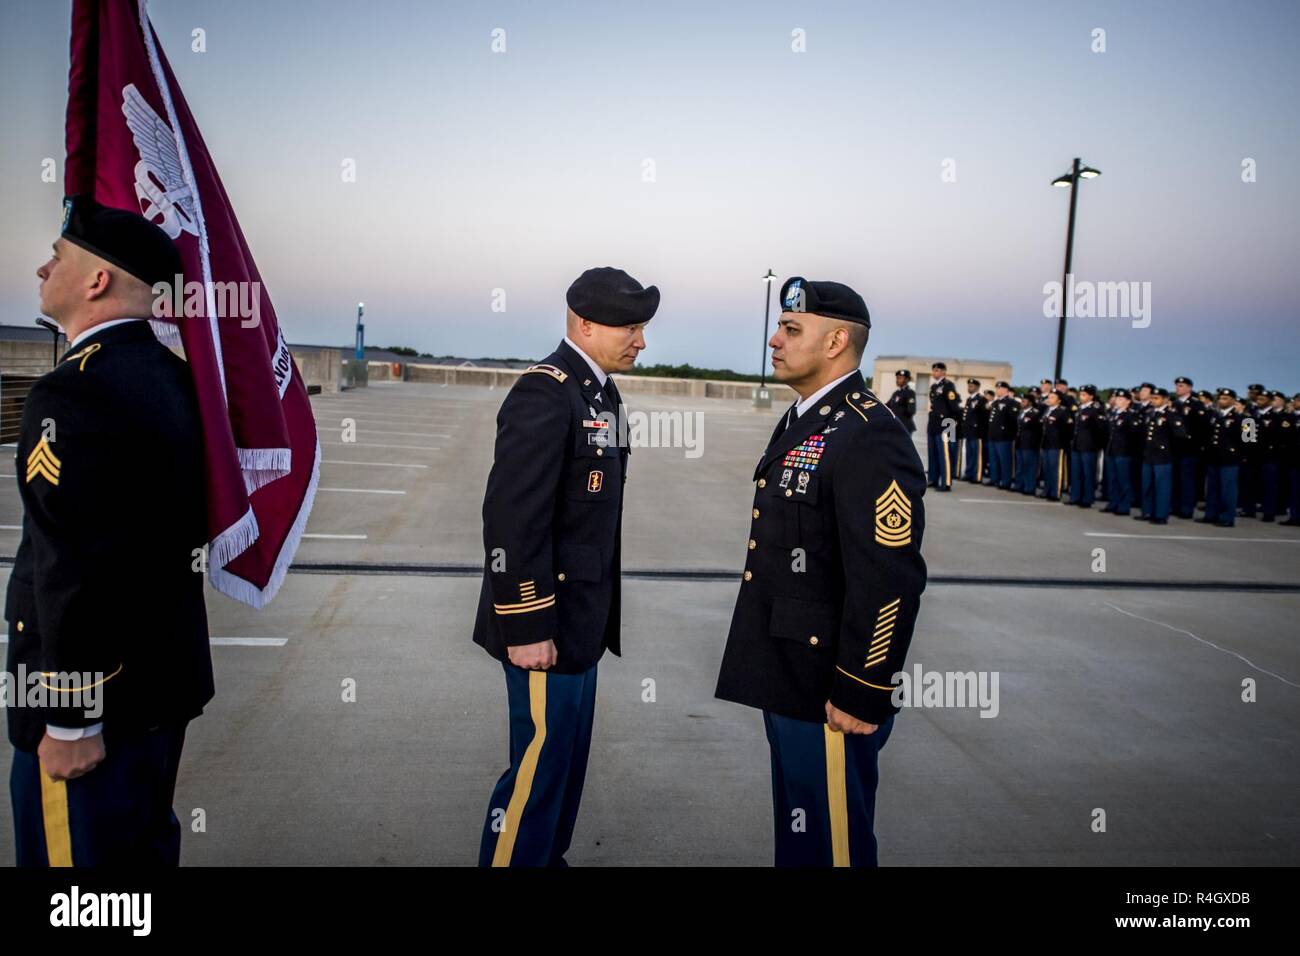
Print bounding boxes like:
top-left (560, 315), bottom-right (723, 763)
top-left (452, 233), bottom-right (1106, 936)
top-left (886, 368), bottom-right (1300, 527)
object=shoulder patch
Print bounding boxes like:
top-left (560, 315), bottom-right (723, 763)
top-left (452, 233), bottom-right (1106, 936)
top-left (521, 363), bottom-right (567, 383)
top-left (26, 436), bottom-right (61, 486)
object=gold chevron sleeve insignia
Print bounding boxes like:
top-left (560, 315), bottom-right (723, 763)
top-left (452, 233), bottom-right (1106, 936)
top-left (25, 437), bottom-right (61, 486)
top-left (522, 364), bottom-right (567, 383)
top-left (874, 479), bottom-right (911, 547)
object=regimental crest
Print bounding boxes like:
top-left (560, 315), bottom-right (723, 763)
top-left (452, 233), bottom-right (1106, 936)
top-left (874, 479), bottom-right (911, 547)
top-left (782, 279), bottom-right (803, 311)
top-left (26, 437), bottom-right (61, 487)
top-left (121, 83), bottom-right (199, 240)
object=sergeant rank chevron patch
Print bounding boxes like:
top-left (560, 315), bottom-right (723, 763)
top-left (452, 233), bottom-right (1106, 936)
top-left (874, 479), bottom-right (911, 547)
top-left (26, 437), bottom-right (61, 486)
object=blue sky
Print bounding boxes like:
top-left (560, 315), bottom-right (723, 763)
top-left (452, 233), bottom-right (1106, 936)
top-left (1, 0), bottom-right (1297, 390)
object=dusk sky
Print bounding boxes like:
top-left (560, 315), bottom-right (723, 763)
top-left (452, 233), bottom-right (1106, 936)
top-left (1, 0), bottom-right (1297, 390)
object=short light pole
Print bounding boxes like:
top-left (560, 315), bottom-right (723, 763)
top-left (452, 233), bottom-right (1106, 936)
top-left (754, 269), bottom-right (777, 408)
top-left (1051, 158), bottom-right (1101, 382)
top-left (354, 302), bottom-right (365, 360)
top-left (35, 317), bottom-right (61, 365)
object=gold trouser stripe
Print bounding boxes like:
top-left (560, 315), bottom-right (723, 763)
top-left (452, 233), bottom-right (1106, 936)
top-left (978, 441), bottom-right (983, 477)
top-left (943, 440), bottom-right (950, 485)
top-left (1057, 452), bottom-right (1064, 496)
top-left (39, 768), bottom-right (73, 867)
top-left (823, 725), bottom-right (850, 867)
top-left (492, 670), bottom-right (547, 867)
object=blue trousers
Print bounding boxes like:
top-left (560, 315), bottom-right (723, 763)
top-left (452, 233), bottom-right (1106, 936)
top-left (764, 711), bottom-right (895, 867)
top-left (989, 441), bottom-right (1013, 488)
top-left (1041, 449), bottom-right (1065, 499)
top-left (1290, 466), bottom-right (1300, 521)
top-left (1205, 465), bottom-right (1239, 525)
top-left (1142, 462), bottom-right (1173, 520)
top-left (1107, 455), bottom-right (1134, 514)
top-left (479, 662), bottom-right (597, 867)
top-left (1175, 455), bottom-right (1199, 517)
top-left (1015, 448), bottom-right (1039, 494)
top-left (10, 723), bottom-right (187, 867)
top-left (1069, 450), bottom-right (1099, 506)
top-left (927, 433), bottom-right (953, 490)
top-left (1259, 463), bottom-right (1279, 519)
top-left (962, 438), bottom-right (984, 481)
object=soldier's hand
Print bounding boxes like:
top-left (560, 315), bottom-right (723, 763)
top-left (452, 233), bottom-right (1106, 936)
top-left (508, 639), bottom-right (558, 671)
top-left (825, 701), bottom-right (878, 735)
top-left (38, 732), bottom-right (106, 782)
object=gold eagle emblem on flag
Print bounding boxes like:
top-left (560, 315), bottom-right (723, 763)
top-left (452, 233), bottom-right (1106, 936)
top-left (26, 437), bottom-right (61, 487)
top-left (874, 479), bottom-right (911, 547)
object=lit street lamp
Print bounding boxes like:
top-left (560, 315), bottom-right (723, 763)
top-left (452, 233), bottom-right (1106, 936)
top-left (1051, 158), bottom-right (1101, 382)
top-left (754, 269), bottom-right (777, 408)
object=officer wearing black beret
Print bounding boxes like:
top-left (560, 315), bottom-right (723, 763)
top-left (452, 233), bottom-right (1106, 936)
top-left (8, 196), bottom-right (211, 866)
top-left (1200, 388), bottom-right (1245, 526)
top-left (1170, 376), bottom-right (1207, 519)
top-left (1136, 387), bottom-right (1188, 523)
top-left (926, 362), bottom-right (962, 491)
top-left (474, 266), bottom-right (657, 866)
top-left (715, 277), bottom-right (928, 867)
top-left (886, 369), bottom-right (917, 433)
top-left (1068, 384), bottom-right (1108, 508)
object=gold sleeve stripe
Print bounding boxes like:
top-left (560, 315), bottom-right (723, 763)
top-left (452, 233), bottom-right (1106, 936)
top-left (836, 665), bottom-right (896, 692)
top-left (879, 597), bottom-right (901, 612)
top-left (36, 663), bottom-right (124, 692)
top-left (494, 596), bottom-right (556, 616)
top-left (870, 633), bottom-right (892, 649)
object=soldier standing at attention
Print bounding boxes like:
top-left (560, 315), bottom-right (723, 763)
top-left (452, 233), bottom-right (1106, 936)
top-left (1068, 385), bottom-right (1107, 508)
top-left (1137, 388), bottom-right (1187, 524)
top-left (986, 382), bottom-right (1017, 490)
top-left (1039, 390), bottom-right (1070, 501)
top-left (1283, 393), bottom-right (1300, 526)
top-left (715, 277), bottom-right (927, 868)
top-left (474, 267), bottom-right (657, 867)
top-left (886, 369), bottom-right (917, 434)
top-left (926, 362), bottom-right (962, 492)
top-left (1170, 376), bottom-right (1207, 519)
top-left (8, 198), bottom-right (211, 866)
top-left (1101, 389), bottom-right (1140, 516)
top-left (1200, 388), bottom-right (1245, 527)
top-left (959, 379), bottom-right (988, 483)
top-left (1015, 393), bottom-right (1042, 495)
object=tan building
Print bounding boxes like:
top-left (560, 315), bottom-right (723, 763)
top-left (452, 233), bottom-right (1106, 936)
top-left (871, 355), bottom-right (1013, 419)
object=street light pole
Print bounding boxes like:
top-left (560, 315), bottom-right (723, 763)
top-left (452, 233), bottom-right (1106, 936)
top-left (1051, 158), bottom-right (1100, 383)
top-left (760, 269), bottom-right (776, 386)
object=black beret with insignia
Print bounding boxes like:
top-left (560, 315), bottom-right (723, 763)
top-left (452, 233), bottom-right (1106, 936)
top-left (1174, 376), bottom-right (1193, 386)
top-left (934, 362), bottom-right (949, 371)
top-left (895, 368), bottom-right (911, 379)
top-left (996, 380), bottom-right (1010, 389)
top-left (61, 195), bottom-right (181, 289)
top-left (1139, 382), bottom-right (1155, 391)
top-left (566, 267), bottom-right (659, 327)
top-left (967, 378), bottom-right (980, 386)
top-left (779, 277), bottom-right (870, 327)
top-left (1113, 388), bottom-right (1131, 399)
top-left (1080, 383), bottom-right (1097, 395)
top-left (1218, 387), bottom-right (1237, 399)
top-left (1151, 387), bottom-right (1169, 398)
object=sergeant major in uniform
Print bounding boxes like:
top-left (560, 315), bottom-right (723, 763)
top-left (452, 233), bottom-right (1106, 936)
top-left (8, 198), bottom-right (212, 866)
top-left (473, 267), bottom-right (657, 867)
top-left (715, 277), bottom-right (927, 867)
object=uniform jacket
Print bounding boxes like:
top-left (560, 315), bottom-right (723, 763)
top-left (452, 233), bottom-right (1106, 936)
top-left (927, 378), bottom-right (963, 437)
top-left (987, 396), bottom-right (1019, 442)
top-left (1040, 405), bottom-right (1071, 450)
top-left (1171, 395), bottom-right (1208, 457)
top-left (473, 340), bottom-right (628, 673)
top-left (1015, 406), bottom-right (1042, 449)
top-left (1107, 408), bottom-right (1143, 458)
top-left (715, 372), bottom-right (928, 725)
top-left (1142, 405), bottom-right (1189, 465)
top-left (1206, 409), bottom-right (1245, 467)
top-left (959, 393), bottom-right (989, 439)
top-left (5, 321), bottom-right (212, 752)
top-left (886, 385), bottom-right (917, 433)
top-left (1072, 401), bottom-right (1108, 453)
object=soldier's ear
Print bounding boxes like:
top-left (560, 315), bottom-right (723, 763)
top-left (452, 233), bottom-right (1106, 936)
top-left (85, 265), bottom-right (113, 302)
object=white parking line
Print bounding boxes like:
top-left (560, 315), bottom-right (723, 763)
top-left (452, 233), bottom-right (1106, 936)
top-left (317, 487), bottom-right (406, 495)
top-left (1104, 602), bottom-right (1299, 688)
top-left (1085, 532), bottom-right (1300, 543)
top-left (209, 637), bottom-right (288, 647)
top-left (0, 525), bottom-right (20, 531)
top-left (321, 460), bottom-right (428, 469)
top-left (318, 428), bottom-right (451, 438)
top-left (958, 498), bottom-right (1056, 506)
top-left (319, 441), bottom-right (441, 451)
top-left (303, 533), bottom-right (369, 539)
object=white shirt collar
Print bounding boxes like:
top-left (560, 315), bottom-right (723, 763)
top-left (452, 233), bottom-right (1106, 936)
top-left (563, 336), bottom-right (607, 387)
top-left (70, 317), bottom-right (145, 349)
top-left (794, 370), bottom-right (857, 419)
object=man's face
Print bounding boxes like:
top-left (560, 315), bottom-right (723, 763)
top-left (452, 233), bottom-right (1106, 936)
top-left (1175, 382), bottom-right (1192, 398)
top-left (1272, 395), bottom-right (1284, 410)
top-left (36, 238), bottom-right (89, 323)
top-left (1217, 395), bottom-right (1233, 410)
top-left (931, 366), bottom-right (945, 381)
top-left (1151, 395), bottom-right (1167, 408)
top-left (1115, 396), bottom-right (1130, 410)
top-left (966, 381), bottom-right (977, 394)
top-left (895, 373), bottom-right (907, 388)
top-left (582, 319), bottom-right (648, 373)
top-left (1046, 392), bottom-right (1060, 406)
top-left (1080, 391), bottom-right (1094, 404)
top-left (1139, 387), bottom-right (1152, 402)
top-left (770, 312), bottom-right (841, 386)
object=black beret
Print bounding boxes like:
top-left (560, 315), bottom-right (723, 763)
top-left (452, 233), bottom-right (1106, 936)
top-left (1248, 383), bottom-right (1264, 391)
top-left (1151, 387), bottom-right (1170, 397)
top-left (1113, 388), bottom-right (1131, 399)
top-left (779, 277), bottom-right (870, 327)
top-left (933, 362), bottom-right (949, 371)
top-left (60, 195), bottom-right (181, 289)
top-left (895, 368), bottom-right (911, 378)
top-left (1079, 383), bottom-right (1097, 395)
top-left (1174, 376), bottom-right (1193, 386)
top-left (966, 378), bottom-right (980, 386)
top-left (1139, 382), bottom-right (1155, 391)
top-left (1218, 387), bottom-right (1237, 399)
top-left (995, 380), bottom-right (1010, 389)
top-left (1197, 390), bottom-right (1214, 399)
top-left (566, 267), bottom-right (659, 327)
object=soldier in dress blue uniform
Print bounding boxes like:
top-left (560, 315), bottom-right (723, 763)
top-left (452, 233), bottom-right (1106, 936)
top-left (1068, 385), bottom-right (1108, 508)
top-left (959, 379), bottom-right (989, 483)
top-left (1014, 393), bottom-right (1042, 495)
top-left (1283, 393), bottom-right (1300, 526)
top-left (1200, 388), bottom-right (1245, 527)
top-left (1239, 389), bottom-right (1269, 519)
top-left (886, 370), bottom-right (917, 434)
top-left (1039, 391), bottom-right (1070, 500)
top-left (1101, 389), bottom-right (1141, 516)
top-left (926, 362), bottom-right (962, 492)
top-left (474, 266), bottom-right (657, 866)
top-left (986, 382), bottom-right (1017, 490)
top-left (1137, 388), bottom-right (1187, 524)
top-left (1256, 392), bottom-right (1286, 522)
top-left (8, 197), bottom-right (211, 866)
top-left (715, 277), bottom-right (927, 867)
top-left (1170, 376), bottom-right (1208, 519)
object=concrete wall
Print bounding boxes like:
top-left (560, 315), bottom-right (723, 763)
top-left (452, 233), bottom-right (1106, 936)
top-left (290, 347), bottom-right (345, 394)
top-left (1, 339), bottom-right (61, 375)
top-left (398, 363), bottom-right (799, 402)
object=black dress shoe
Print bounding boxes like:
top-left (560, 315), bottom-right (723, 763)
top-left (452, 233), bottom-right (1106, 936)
top-left (1262, 516), bottom-right (1275, 523)
top-left (1151, 518), bottom-right (1168, 525)
top-left (1282, 518), bottom-right (1300, 526)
